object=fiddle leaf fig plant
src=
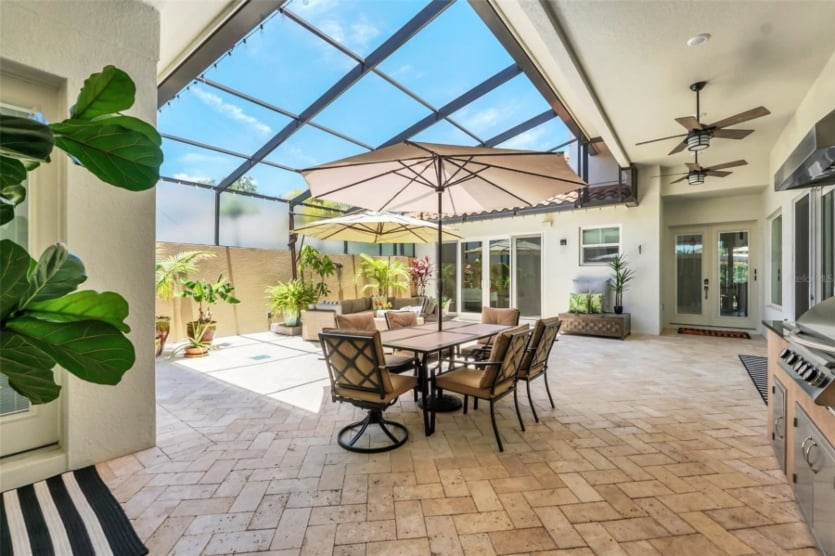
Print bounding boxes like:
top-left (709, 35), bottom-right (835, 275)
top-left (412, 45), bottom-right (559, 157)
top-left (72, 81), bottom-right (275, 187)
top-left (0, 65), bottom-right (162, 404)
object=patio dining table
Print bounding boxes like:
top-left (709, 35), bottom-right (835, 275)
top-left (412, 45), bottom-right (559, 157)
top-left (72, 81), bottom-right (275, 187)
top-left (379, 321), bottom-right (513, 436)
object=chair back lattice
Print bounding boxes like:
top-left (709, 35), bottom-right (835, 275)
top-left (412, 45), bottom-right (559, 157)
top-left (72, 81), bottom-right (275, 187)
top-left (319, 330), bottom-right (392, 400)
top-left (522, 318), bottom-right (562, 377)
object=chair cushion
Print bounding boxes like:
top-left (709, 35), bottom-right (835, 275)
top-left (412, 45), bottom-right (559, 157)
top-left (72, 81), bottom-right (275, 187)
top-left (519, 316), bottom-right (560, 375)
top-left (385, 311), bottom-right (418, 329)
top-left (479, 324), bottom-right (529, 388)
top-left (335, 373), bottom-right (417, 404)
top-left (384, 352), bottom-right (415, 370)
top-left (436, 367), bottom-right (513, 399)
top-left (322, 329), bottom-right (393, 392)
top-left (481, 306), bottom-right (520, 326)
top-left (336, 313), bottom-right (377, 331)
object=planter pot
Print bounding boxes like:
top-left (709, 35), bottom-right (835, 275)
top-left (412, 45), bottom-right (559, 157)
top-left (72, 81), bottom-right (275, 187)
top-left (614, 305), bottom-right (624, 314)
top-left (186, 320), bottom-right (217, 345)
top-left (283, 309), bottom-right (300, 327)
top-left (155, 316), bottom-right (171, 357)
top-left (184, 346), bottom-right (209, 358)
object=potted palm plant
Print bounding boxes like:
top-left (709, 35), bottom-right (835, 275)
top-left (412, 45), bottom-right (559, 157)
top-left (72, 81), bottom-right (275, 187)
top-left (609, 253), bottom-right (634, 314)
top-left (178, 274), bottom-right (240, 356)
top-left (357, 253), bottom-right (410, 298)
top-left (266, 279), bottom-right (317, 327)
top-left (154, 249), bottom-right (214, 356)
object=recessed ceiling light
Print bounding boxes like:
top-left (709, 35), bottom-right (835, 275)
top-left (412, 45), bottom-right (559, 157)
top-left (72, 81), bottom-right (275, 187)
top-left (687, 33), bottom-right (712, 47)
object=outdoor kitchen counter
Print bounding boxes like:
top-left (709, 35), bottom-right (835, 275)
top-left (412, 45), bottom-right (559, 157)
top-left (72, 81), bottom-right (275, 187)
top-left (762, 319), bottom-right (788, 338)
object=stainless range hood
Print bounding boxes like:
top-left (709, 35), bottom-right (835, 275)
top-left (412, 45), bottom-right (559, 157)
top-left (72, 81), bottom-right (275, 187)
top-left (774, 108), bottom-right (835, 191)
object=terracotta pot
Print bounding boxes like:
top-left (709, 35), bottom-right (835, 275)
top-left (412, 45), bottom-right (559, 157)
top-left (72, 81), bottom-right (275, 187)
top-left (184, 346), bottom-right (209, 358)
top-left (155, 316), bottom-right (171, 357)
top-left (186, 321), bottom-right (217, 344)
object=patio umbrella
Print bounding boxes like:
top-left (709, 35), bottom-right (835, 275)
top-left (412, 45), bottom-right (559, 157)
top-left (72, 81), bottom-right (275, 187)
top-left (301, 141), bottom-right (586, 330)
top-left (293, 210), bottom-right (462, 244)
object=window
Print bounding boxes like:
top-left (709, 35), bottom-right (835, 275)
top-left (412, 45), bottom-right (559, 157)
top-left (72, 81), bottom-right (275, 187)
top-left (770, 214), bottom-right (782, 306)
top-left (580, 226), bottom-right (620, 265)
top-left (821, 189), bottom-right (833, 302)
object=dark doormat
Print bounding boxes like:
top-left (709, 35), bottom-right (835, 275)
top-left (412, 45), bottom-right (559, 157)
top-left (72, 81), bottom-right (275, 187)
top-left (738, 354), bottom-right (768, 404)
top-left (678, 327), bottom-right (751, 339)
top-left (0, 465), bottom-right (148, 555)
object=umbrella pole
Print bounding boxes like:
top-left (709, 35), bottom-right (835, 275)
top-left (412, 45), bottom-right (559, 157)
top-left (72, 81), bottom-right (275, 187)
top-left (437, 189), bottom-right (443, 332)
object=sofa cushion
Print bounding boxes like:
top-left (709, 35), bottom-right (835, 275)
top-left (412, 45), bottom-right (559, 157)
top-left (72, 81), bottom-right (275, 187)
top-left (391, 296), bottom-right (422, 310)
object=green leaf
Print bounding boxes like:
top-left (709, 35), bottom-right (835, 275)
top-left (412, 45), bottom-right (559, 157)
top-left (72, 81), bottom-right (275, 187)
top-left (0, 239), bottom-right (33, 320)
top-left (28, 290), bottom-right (130, 333)
top-left (91, 115), bottom-right (161, 146)
top-left (22, 243), bottom-right (87, 308)
top-left (0, 330), bottom-right (60, 404)
top-left (6, 317), bottom-right (135, 385)
top-left (50, 119), bottom-right (162, 191)
top-left (0, 115), bottom-right (54, 162)
top-left (0, 183), bottom-right (26, 226)
top-left (1, 156), bottom-right (27, 189)
top-left (71, 65), bottom-right (135, 120)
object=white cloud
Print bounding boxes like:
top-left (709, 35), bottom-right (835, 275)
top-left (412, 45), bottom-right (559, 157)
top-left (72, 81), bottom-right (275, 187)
top-left (317, 16), bottom-right (380, 54)
top-left (460, 107), bottom-right (501, 132)
top-left (191, 87), bottom-right (272, 135)
top-left (500, 127), bottom-right (547, 150)
top-left (173, 172), bottom-right (213, 184)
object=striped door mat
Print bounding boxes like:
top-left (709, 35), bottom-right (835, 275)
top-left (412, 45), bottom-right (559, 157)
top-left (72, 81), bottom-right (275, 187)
top-left (738, 354), bottom-right (768, 404)
top-left (1, 466), bottom-right (147, 555)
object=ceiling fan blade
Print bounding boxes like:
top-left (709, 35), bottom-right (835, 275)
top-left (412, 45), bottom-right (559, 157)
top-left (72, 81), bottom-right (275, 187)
top-left (684, 162), bottom-right (702, 171)
top-left (707, 159), bottom-right (747, 171)
top-left (635, 132), bottom-right (688, 146)
top-left (668, 140), bottom-right (688, 155)
top-left (655, 172), bottom-right (688, 177)
top-left (705, 170), bottom-right (732, 178)
top-left (675, 116), bottom-right (704, 131)
top-left (671, 175), bottom-right (690, 184)
top-left (712, 128), bottom-right (754, 140)
top-left (709, 106), bottom-right (770, 129)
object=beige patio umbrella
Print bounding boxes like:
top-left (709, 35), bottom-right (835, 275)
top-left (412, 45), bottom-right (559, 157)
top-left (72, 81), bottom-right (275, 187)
top-left (301, 141), bottom-right (586, 330)
top-left (293, 210), bottom-right (462, 244)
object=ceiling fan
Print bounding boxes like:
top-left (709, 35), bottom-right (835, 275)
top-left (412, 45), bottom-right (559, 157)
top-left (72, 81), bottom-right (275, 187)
top-left (637, 81), bottom-right (770, 155)
top-left (661, 153), bottom-right (748, 185)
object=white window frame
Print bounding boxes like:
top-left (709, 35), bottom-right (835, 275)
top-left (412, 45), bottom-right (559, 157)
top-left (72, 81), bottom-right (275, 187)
top-left (768, 210), bottom-right (783, 309)
top-left (579, 225), bottom-right (621, 266)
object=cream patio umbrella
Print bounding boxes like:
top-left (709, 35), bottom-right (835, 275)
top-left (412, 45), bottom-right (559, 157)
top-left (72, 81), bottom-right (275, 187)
top-left (293, 210), bottom-right (462, 244)
top-left (301, 141), bottom-right (586, 330)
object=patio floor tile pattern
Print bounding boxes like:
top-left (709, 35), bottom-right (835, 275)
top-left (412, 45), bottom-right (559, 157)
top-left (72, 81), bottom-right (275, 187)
top-left (101, 331), bottom-right (824, 555)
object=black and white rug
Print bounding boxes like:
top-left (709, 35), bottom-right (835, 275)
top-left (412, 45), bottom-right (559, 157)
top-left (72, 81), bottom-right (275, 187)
top-left (738, 354), bottom-right (768, 404)
top-left (1, 466), bottom-right (147, 555)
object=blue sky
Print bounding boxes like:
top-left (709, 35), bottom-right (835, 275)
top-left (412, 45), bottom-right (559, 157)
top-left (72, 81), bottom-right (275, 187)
top-left (157, 0), bottom-right (572, 200)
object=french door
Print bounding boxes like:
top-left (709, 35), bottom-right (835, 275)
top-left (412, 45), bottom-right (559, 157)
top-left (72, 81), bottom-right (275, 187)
top-left (673, 223), bottom-right (756, 329)
top-left (0, 71), bottom-right (61, 458)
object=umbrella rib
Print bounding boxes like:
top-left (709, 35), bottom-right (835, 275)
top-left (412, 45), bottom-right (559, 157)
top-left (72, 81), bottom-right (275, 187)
top-left (448, 157), bottom-right (587, 187)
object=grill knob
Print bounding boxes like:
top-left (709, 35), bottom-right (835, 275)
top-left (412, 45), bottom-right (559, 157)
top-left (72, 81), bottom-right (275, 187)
top-left (794, 359), bottom-right (807, 373)
top-left (800, 364), bottom-right (814, 379)
top-left (805, 368), bottom-right (820, 383)
top-left (786, 352), bottom-right (800, 365)
top-left (779, 348), bottom-right (792, 359)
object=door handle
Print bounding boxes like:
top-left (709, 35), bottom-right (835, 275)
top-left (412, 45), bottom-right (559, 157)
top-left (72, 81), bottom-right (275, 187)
top-left (774, 415), bottom-right (784, 439)
top-left (703, 278), bottom-right (709, 300)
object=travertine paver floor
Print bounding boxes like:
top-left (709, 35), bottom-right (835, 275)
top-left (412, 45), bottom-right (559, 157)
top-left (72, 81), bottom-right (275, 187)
top-left (100, 330), bottom-right (822, 555)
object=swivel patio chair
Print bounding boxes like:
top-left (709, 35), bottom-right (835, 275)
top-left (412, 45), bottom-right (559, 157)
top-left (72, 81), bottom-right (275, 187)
top-left (335, 313), bottom-right (416, 374)
top-left (515, 317), bottom-right (562, 423)
top-left (319, 329), bottom-right (418, 453)
top-left (433, 325), bottom-right (531, 452)
top-left (459, 306), bottom-right (521, 361)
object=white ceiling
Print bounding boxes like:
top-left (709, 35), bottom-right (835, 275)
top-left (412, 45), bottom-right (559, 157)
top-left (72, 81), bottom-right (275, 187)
top-left (496, 0), bottom-right (835, 193)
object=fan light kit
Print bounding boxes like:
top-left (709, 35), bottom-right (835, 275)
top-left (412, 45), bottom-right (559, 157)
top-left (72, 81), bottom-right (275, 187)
top-left (688, 172), bottom-right (706, 185)
top-left (636, 81), bottom-right (770, 155)
top-left (660, 153), bottom-right (748, 185)
top-left (687, 33), bottom-right (711, 47)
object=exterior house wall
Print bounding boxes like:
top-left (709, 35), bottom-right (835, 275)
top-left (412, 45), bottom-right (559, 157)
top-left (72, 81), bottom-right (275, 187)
top-left (763, 50), bottom-right (835, 322)
top-left (0, 0), bottom-right (159, 487)
top-left (418, 166), bottom-right (663, 334)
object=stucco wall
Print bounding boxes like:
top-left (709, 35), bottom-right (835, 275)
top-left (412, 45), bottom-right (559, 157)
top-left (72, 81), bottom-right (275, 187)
top-left (0, 0), bottom-right (159, 479)
top-left (418, 167), bottom-right (663, 334)
top-left (156, 242), bottom-right (413, 341)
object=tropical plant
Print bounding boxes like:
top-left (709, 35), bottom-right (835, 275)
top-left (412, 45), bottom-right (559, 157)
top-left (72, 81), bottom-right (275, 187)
top-left (608, 253), bottom-right (635, 312)
top-left (266, 279), bottom-right (317, 326)
top-left (356, 253), bottom-right (410, 297)
top-left (297, 244), bottom-right (336, 300)
top-left (180, 274), bottom-right (240, 324)
top-left (155, 250), bottom-right (215, 302)
top-left (0, 65), bottom-right (162, 404)
top-left (409, 255), bottom-right (433, 297)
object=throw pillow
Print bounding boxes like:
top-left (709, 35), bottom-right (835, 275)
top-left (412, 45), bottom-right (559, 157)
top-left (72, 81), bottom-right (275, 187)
top-left (587, 292), bottom-right (603, 314)
top-left (568, 292), bottom-right (588, 313)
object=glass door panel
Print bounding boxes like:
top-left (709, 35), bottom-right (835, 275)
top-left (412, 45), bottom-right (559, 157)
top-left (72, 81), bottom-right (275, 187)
top-left (676, 233), bottom-right (703, 316)
top-left (718, 231), bottom-right (749, 317)
top-left (821, 189), bottom-right (833, 302)
top-left (771, 215), bottom-right (783, 306)
top-left (440, 242), bottom-right (458, 312)
top-left (461, 241), bottom-right (482, 313)
top-left (514, 236), bottom-right (542, 317)
top-left (796, 194), bottom-right (811, 319)
top-left (489, 239), bottom-right (510, 308)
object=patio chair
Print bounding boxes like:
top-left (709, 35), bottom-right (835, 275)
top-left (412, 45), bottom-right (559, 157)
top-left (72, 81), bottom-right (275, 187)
top-left (459, 306), bottom-right (521, 361)
top-left (433, 325), bottom-right (531, 452)
top-left (335, 313), bottom-right (416, 374)
top-left (515, 317), bottom-right (562, 423)
top-left (319, 329), bottom-right (418, 453)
